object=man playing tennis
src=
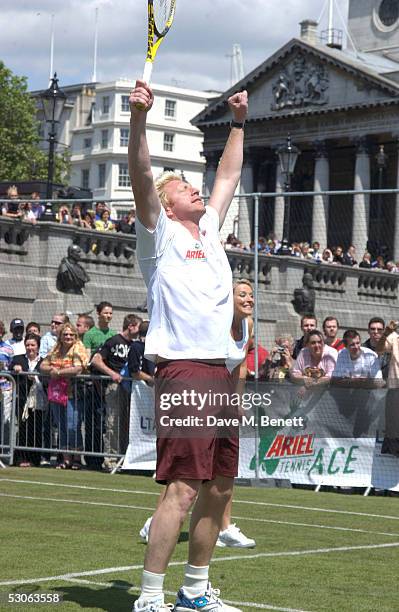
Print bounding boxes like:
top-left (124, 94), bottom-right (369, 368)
top-left (129, 79), bottom-right (247, 612)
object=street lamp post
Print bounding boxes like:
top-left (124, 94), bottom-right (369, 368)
top-left (40, 73), bottom-right (66, 220)
top-left (277, 135), bottom-right (300, 254)
top-left (375, 144), bottom-right (387, 249)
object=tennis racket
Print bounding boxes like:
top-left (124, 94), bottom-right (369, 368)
top-left (142, 0), bottom-right (177, 84)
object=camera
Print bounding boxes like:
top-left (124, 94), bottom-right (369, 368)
top-left (272, 345), bottom-right (285, 364)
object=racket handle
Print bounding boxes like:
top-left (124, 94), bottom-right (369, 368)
top-left (135, 61), bottom-right (153, 111)
top-left (142, 61), bottom-right (153, 85)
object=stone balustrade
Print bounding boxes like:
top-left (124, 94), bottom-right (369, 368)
top-left (1, 217), bottom-right (398, 343)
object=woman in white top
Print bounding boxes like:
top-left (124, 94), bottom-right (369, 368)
top-left (217, 279), bottom-right (256, 549)
top-left (139, 279), bottom-right (256, 549)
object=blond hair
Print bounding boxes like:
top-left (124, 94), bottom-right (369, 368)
top-left (154, 171), bottom-right (183, 209)
top-left (233, 278), bottom-right (253, 291)
top-left (7, 185), bottom-right (18, 197)
top-left (52, 322), bottom-right (79, 354)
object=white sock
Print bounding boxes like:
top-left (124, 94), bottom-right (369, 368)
top-left (183, 564), bottom-right (209, 598)
top-left (140, 570), bottom-right (165, 599)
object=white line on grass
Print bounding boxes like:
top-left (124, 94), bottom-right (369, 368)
top-left (1, 541), bottom-right (399, 588)
top-left (1, 492), bottom-right (399, 539)
top-left (0, 493), bottom-right (154, 512)
top-left (2, 477), bottom-right (399, 521)
top-left (230, 514), bottom-right (399, 538)
top-left (61, 577), bottom-right (313, 612)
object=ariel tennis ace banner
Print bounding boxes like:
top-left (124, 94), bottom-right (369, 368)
top-left (123, 380), bottom-right (399, 492)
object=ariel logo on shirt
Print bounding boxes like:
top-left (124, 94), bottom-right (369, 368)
top-left (186, 248), bottom-right (206, 261)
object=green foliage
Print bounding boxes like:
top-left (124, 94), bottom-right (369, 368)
top-left (0, 61), bottom-right (70, 183)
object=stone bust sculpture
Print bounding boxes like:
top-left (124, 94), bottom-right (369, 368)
top-left (56, 245), bottom-right (90, 295)
top-left (292, 272), bottom-right (316, 315)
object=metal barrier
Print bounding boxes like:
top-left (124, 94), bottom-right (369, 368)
top-left (10, 371), bottom-right (133, 470)
top-left (0, 372), bottom-right (16, 467)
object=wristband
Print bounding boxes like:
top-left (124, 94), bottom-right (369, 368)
top-left (230, 120), bottom-right (245, 129)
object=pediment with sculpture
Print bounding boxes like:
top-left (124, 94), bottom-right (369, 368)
top-left (271, 53), bottom-right (329, 111)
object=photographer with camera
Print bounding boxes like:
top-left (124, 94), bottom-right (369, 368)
top-left (259, 334), bottom-right (294, 381)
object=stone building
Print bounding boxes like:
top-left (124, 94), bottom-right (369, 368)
top-left (194, 0), bottom-right (399, 260)
top-left (31, 81), bottom-right (217, 212)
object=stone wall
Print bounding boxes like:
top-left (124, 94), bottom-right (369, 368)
top-left (1, 217), bottom-right (398, 343)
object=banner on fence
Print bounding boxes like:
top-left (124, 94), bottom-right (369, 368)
top-left (122, 381), bottom-right (399, 491)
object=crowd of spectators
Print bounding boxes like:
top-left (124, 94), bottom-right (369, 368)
top-left (224, 232), bottom-right (399, 273)
top-left (0, 185), bottom-right (136, 235)
top-left (1, 307), bottom-right (399, 470)
top-left (3, 185), bottom-right (398, 271)
top-left (0, 304), bottom-right (146, 470)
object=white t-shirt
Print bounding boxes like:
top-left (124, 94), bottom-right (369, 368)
top-left (226, 318), bottom-right (249, 374)
top-left (332, 347), bottom-right (382, 379)
top-left (136, 206), bottom-right (233, 362)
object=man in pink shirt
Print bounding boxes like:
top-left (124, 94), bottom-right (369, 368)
top-left (290, 329), bottom-right (338, 388)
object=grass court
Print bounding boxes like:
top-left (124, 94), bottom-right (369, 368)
top-left (1, 468), bottom-right (399, 611)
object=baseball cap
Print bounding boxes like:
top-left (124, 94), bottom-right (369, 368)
top-left (10, 318), bottom-right (24, 331)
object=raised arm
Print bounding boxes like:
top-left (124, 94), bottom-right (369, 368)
top-left (128, 80), bottom-right (161, 231)
top-left (208, 91), bottom-right (248, 228)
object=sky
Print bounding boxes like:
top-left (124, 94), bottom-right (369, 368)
top-left (1, 0), bottom-right (350, 93)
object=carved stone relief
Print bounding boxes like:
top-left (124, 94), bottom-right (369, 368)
top-left (271, 53), bottom-right (329, 111)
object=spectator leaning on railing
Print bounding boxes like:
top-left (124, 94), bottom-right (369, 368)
top-left (95, 208), bottom-right (115, 232)
top-left (290, 329), bottom-right (338, 389)
top-left (39, 313), bottom-right (70, 359)
top-left (40, 322), bottom-right (88, 469)
top-left (331, 329), bottom-right (384, 388)
top-left (0, 320), bottom-right (14, 432)
top-left (11, 333), bottom-right (42, 468)
top-left (91, 314), bottom-right (142, 469)
top-left (1, 185), bottom-right (21, 219)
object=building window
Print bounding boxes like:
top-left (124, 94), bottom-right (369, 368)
top-left (102, 96), bottom-right (110, 114)
top-left (98, 163), bottom-right (106, 188)
top-left (81, 169), bottom-right (90, 190)
top-left (163, 132), bottom-right (175, 152)
top-left (120, 128), bottom-right (129, 147)
top-left (165, 99), bottom-right (176, 119)
top-left (101, 129), bottom-right (108, 149)
top-left (121, 95), bottom-right (130, 112)
top-left (84, 137), bottom-right (92, 149)
top-left (118, 163), bottom-right (131, 187)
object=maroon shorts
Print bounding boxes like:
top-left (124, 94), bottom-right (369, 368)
top-left (155, 360), bottom-right (239, 484)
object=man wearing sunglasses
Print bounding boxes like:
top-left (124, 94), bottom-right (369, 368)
top-left (39, 313), bottom-right (70, 358)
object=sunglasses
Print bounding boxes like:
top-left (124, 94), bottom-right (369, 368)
top-left (51, 320), bottom-right (63, 325)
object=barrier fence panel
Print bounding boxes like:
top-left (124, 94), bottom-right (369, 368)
top-left (123, 378), bottom-right (399, 492)
top-left (11, 372), bottom-right (133, 470)
top-left (0, 373), bottom-right (16, 467)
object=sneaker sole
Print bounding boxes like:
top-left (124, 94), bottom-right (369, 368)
top-left (216, 541), bottom-right (256, 548)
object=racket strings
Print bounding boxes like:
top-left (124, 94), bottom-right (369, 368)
top-left (153, 0), bottom-right (173, 34)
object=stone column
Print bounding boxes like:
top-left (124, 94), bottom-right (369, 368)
top-left (203, 151), bottom-right (219, 197)
top-left (312, 141), bottom-right (329, 250)
top-left (394, 140), bottom-right (399, 261)
top-left (274, 161), bottom-right (285, 241)
top-left (352, 137), bottom-right (370, 256)
top-left (238, 150), bottom-right (255, 246)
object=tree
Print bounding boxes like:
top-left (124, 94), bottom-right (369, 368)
top-left (0, 61), bottom-right (69, 183)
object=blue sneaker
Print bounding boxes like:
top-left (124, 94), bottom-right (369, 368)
top-left (175, 582), bottom-right (241, 611)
